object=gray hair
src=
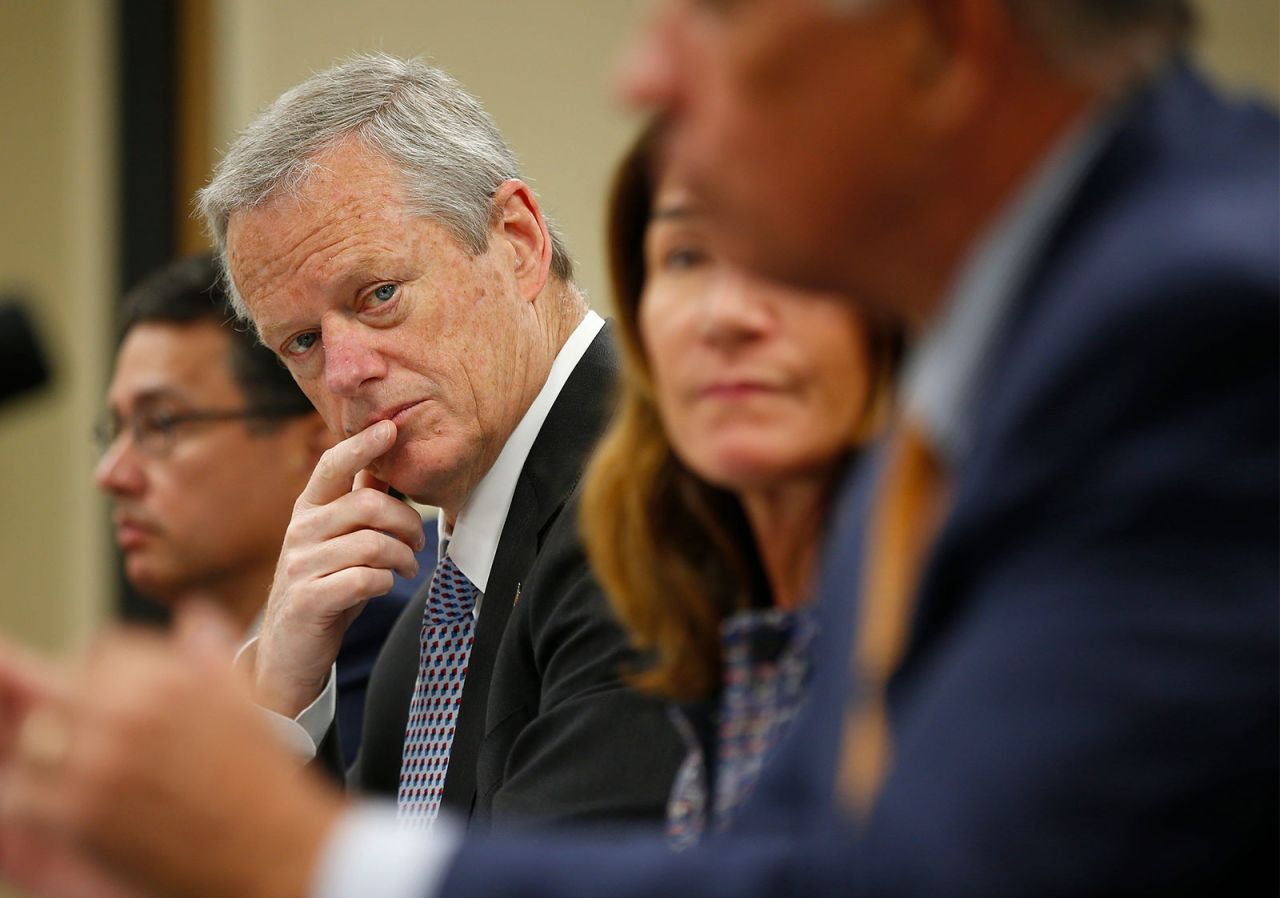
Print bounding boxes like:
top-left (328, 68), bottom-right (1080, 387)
top-left (198, 53), bottom-right (574, 320)
top-left (1006, 0), bottom-right (1195, 84)
top-left (831, 0), bottom-right (1195, 87)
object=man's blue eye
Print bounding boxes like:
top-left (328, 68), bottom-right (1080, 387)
top-left (286, 332), bottom-right (320, 355)
top-left (371, 284), bottom-right (397, 303)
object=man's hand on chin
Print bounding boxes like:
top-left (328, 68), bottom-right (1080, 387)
top-left (0, 603), bottom-right (350, 898)
top-left (254, 419), bottom-right (426, 718)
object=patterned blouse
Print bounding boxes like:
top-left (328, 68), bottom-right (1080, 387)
top-left (666, 606), bottom-right (816, 850)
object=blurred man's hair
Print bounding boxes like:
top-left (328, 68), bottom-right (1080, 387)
top-left (198, 52), bottom-right (575, 322)
top-left (119, 253), bottom-right (315, 416)
top-left (832, 0), bottom-right (1195, 88)
top-left (1009, 0), bottom-right (1195, 82)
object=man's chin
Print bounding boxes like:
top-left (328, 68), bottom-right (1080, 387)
top-left (123, 568), bottom-right (182, 607)
top-left (371, 440), bottom-right (465, 509)
top-left (369, 450), bottom-right (431, 502)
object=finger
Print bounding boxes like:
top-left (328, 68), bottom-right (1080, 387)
top-left (0, 639), bottom-right (64, 707)
top-left (303, 530), bottom-right (421, 584)
top-left (0, 693), bottom-right (80, 833)
top-left (313, 567), bottom-right (396, 610)
top-left (0, 645), bottom-right (69, 761)
top-left (296, 487), bottom-right (427, 551)
top-left (299, 419), bottom-right (397, 508)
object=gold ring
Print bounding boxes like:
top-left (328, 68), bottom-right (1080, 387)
top-left (16, 708), bottom-right (70, 770)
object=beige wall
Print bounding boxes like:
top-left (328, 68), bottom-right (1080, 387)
top-left (0, 0), bottom-right (114, 657)
top-left (1197, 0), bottom-right (1280, 101)
top-left (0, 2), bottom-right (113, 896)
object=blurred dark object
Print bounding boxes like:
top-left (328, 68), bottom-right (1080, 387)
top-left (0, 301), bottom-right (52, 408)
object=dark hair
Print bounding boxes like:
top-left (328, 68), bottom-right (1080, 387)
top-left (118, 253), bottom-right (315, 416)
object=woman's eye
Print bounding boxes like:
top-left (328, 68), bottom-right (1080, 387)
top-left (369, 283), bottom-right (398, 305)
top-left (284, 332), bottom-right (320, 356)
top-left (664, 247), bottom-right (707, 271)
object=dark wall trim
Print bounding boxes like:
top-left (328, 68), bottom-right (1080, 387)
top-left (115, 0), bottom-right (180, 624)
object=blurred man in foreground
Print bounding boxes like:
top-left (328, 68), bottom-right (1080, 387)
top-left (0, 2), bottom-right (1276, 897)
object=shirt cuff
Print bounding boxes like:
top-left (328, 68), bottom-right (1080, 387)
top-left (311, 802), bottom-right (462, 898)
top-left (236, 636), bottom-right (336, 761)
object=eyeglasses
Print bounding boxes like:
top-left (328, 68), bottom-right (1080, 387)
top-left (93, 405), bottom-right (313, 458)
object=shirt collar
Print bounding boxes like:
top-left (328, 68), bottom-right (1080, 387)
top-left (901, 109), bottom-right (1116, 466)
top-left (441, 310), bottom-right (605, 593)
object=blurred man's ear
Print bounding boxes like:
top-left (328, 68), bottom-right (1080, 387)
top-left (909, 0), bottom-right (1014, 134)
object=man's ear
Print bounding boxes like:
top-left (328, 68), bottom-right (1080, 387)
top-left (906, 0), bottom-right (1011, 135)
top-left (491, 179), bottom-right (553, 302)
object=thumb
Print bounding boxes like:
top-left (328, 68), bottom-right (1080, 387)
top-left (173, 602), bottom-right (240, 674)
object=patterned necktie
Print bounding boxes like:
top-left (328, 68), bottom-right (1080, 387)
top-left (839, 419), bottom-right (949, 816)
top-left (397, 554), bottom-right (478, 827)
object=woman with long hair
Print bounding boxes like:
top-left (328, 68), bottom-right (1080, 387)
top-left (581, 127), bottom-right (902, 846)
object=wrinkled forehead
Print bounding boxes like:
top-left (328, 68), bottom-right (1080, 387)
top-left (224, 141), bottom-right (413, 310)
top-left (226, 202), bottom-right (418, 342)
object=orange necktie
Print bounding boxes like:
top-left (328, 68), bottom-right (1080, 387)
top-left (838, 419), bottom-right (949, 817)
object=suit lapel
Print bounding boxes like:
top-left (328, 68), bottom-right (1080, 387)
top-left (441, 326), bottom-right (619, 814)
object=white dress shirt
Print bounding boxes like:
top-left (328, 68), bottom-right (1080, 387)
top-left (257, 310), bottom-right (605, 759)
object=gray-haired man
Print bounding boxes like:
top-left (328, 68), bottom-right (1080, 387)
top-left (209, 53), bottom-right (681, 827)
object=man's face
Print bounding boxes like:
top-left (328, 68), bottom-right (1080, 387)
top-left (226, 139), bottom-right (541, 511)
top-left (622, 0), bottom-right (940, 302)
top-left (94, 321), bottom-right (322, 603)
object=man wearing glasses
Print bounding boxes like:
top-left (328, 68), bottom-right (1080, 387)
top-left (94, 252), bottom-right (429, 762)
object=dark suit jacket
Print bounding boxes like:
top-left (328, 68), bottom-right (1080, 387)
top-left (337, 326), bottom-right (684, 829)
top-left (442, 62), bottom-right (1279, 896)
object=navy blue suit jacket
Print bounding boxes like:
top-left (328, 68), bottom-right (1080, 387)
top-left (441, 63), bottom-right (1279, 897)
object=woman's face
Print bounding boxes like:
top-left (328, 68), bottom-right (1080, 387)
top-left (639, 178), bottom-right (874, 493)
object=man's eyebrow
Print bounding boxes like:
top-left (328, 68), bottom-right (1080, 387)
top-left (128, 387), bottom-right (191, 408)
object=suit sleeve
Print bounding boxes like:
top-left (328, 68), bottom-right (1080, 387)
top-left (478, 501), bottom-right (687, 828)
top-left (435, 272), bottom-right (1277, 896)
top-left (850, 269), bottom-right (1279, 897)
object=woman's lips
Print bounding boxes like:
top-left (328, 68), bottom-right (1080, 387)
top-left (698, 382), bottom-right (777, 400)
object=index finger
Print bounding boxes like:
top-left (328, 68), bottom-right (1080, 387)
top-left (301, 419), bottom-right (397, 507)
top-left (0, 641), bottom-right (68, 760)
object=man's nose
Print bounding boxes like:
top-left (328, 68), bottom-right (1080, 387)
top-left (322, 320), bottom-right (388, 396)
top-left (94, 438), bottom-right (146, 497)
top-left (616, 1), bottom-right (685, 111)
